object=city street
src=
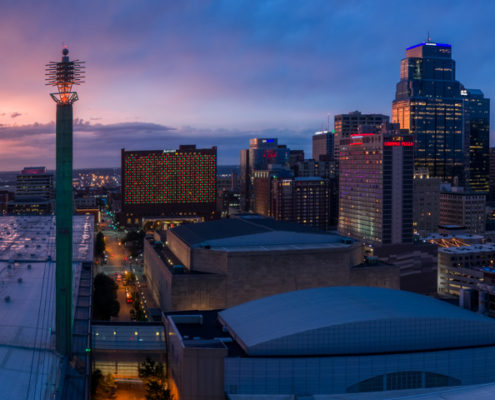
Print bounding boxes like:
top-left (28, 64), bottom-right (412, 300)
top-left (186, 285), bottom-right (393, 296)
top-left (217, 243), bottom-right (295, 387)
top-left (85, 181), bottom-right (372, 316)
top-left (97, 211), bottom-right (156, 322)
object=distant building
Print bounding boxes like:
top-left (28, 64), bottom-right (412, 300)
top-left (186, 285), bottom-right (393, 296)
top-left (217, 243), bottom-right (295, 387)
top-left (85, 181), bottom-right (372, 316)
top-left (338, 123), bottom-right (414, 244)
top-left (334, 111), bottom-right (389, 163)
top-left (293, 158), bottom-right (336, 178)
top-left (239, 138), bottom-right (290, 211)
top-left (9, 166), bottom-right (54, 215)
top-left (490, 148), bottom-right (495, 200)
top-left (312, 130), bottom-right (334, 161)
top-left (271, 177), bottom-right (335, 231)
top-left (439, 185), bottom-right (486, 234)
top-left (252, 166), bottom-right (292, 217)
top-left (121, 146), bottom-right (217, 226)
top-left (413, 169), bottom-right (441, 236)
top-left (144, 215), bottom-right (400, 313)
top-left (0, 190), bottom-right (14, 215)
top-left (463, 89), bottom-right (490, 193)
top-left (166, 286), bottom-right (495, 399)
top-left (392, 39), bottom-right (489, 189)
top-left (438, 244), bottom-right (495, 297)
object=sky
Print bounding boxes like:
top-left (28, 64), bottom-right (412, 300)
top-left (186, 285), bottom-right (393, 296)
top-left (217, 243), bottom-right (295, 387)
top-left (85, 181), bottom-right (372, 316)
top-left (0, 0), bottom-right (494, 169)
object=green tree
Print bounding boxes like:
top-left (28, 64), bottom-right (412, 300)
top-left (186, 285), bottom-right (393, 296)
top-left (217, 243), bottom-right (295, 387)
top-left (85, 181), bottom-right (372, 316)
top-left (145, 377), bottom-right (173, 400)
top-left (94, 373), bottom-right (117, 399)
top-left (133, 301), bottom-right (148, 321)
top-left (123, 230), bottom-right (146, 258)
top-left (91, 369), bottom-right (103, 398)
top-left (138, 358), bottom-right (165, 380)
top-left (93, 273), bottom-right (120, 320)
top-left (139, 359), bottom-right (171, 400)
top-left (95, 231), bottom-right (105, 258)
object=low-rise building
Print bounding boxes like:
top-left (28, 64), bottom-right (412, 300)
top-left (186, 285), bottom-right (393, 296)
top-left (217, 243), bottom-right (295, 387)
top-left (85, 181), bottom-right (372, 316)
top-left (165, 286), bottom-right (495, 400)
top-left (145, 215), bottom-right (399, 312)
top-left (438, 244), bottom-right (495, 297)
top-left (439, 185), bottom-right (486, 234)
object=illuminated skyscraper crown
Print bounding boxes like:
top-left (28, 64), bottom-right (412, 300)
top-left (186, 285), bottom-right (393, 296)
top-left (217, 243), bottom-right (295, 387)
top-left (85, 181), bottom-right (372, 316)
top-left (45, 48), bottom-right (85, 104)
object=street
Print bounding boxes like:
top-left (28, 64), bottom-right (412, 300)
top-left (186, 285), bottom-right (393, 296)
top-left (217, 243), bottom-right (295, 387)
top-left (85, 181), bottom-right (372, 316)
top-left (96, 211), bottom-right (156, 322)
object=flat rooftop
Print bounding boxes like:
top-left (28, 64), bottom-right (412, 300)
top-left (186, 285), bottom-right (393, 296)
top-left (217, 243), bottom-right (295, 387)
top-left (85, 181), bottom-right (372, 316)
top-left (171, 214), bottom-right (354, 252)
top-left (439, 244), bottom-right (495, 255)
top-left (0, 215), bottom-right (93, 399)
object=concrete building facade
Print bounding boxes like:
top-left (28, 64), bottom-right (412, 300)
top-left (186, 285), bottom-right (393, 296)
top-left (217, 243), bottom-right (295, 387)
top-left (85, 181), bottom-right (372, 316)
top-left (439, 185), bottom-right (486, 234)
top-left (165, 287), bottom-right (495, 400)
top-left (338, 123), bottom-right (414, 244)
top-left (145, 216), bottom-right (399, 313)
top-left (413, 169), bottom-right (441, 236)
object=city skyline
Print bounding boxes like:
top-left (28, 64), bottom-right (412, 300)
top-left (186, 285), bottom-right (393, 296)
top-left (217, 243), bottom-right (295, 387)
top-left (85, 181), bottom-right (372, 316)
top-left (0, 1), bottom-right (494, 169)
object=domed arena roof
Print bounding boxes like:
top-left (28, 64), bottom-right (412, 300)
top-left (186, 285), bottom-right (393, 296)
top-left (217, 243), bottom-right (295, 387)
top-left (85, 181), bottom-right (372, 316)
top-left (218, 286), bottom-right (495, 356)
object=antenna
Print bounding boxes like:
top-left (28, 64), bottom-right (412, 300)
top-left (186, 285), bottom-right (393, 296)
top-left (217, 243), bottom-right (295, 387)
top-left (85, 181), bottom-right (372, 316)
top-left (427, 32), bottom-right (431, 43)
top-left (327, 113), bottom-right (330, 131)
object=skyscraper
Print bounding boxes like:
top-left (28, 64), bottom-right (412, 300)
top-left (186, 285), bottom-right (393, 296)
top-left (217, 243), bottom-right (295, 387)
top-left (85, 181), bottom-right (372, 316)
top-left (121, 145), bottom-right (217, 226)
top-left (463, 89), bottom-right (490, 192)
top-left (392, 39), bottom-right (490, 190)
top-left (334, 112), bottom-right (389, 163)
top-left (338, 123), bottom-right (413, 244)
top-left (239, 138), bottom-right (289, 211)
top-left (312, 130), bottom-right (334, 161)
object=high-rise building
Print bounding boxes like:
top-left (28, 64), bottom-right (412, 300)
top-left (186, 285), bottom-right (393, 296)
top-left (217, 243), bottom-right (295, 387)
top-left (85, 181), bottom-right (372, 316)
top-left (121, 145), bottom-right (217, 226)
top-left (439, 184), bottom-right (486, 234)
top-left (464, 89), bottom-right (490, 192)
top-left (334, 112), bottom-right (389, 162)
top-left (239, 138), bottom-right (290, 211)
top-left (413, 169), bottom-right (441, 236)
top-left (490, 148), bottom-right (495, 200)
top-left (338, 123), bottom-right (414, 244)
top-left (312, 130), bottom-right (335, 161)
top-left (10, 166), bottom-right (54, 215)
top-left (271, 177), bottom-right (334, 231)
top-left (392, 39), bottom-right (490, 190)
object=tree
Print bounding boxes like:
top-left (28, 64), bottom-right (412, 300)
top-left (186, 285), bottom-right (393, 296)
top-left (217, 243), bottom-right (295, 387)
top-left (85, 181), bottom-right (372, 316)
top-left (133, 301), bottom-right (147, 321)
top-left (91, 369), bottom-right (103, 398)
top-left (95, 231), bottom-right (105, 258)
top-left (145, 377), bottom-right (173, 400)
top-left (138, 358), bottom-right (165, 380)
top-left (93, 273), bottom-right (120, 320)
top-left (138, 359), bottom-right (171, 400)
top-left (123, 230), bottom-right (146, 258)
top-left (94, 373), bottom-right (117, 399)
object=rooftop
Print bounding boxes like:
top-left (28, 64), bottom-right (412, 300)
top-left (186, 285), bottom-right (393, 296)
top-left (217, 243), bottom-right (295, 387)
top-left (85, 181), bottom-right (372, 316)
top-left (218, 286), bottom-right (495, 356)
top-left (171, 214), bottom-right (351, 248)
top-left (196, 230), bottom-right (352, 252)
top-left (0, 215), bottom-right (93, 399)
top-left (439, 244), bottom-right (495, 254)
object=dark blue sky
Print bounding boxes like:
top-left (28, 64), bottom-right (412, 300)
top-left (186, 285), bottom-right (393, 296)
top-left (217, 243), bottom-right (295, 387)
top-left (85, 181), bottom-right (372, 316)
top-left (0, 0), bottom-right (493, 168)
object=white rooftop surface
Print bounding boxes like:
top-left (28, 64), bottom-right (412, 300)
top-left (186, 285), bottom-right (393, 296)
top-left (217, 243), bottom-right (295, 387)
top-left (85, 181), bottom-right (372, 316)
top-left (219, 286), bottom-right (495, 356)
top-left (439, 244), bottom-right (495, 254)
top-left (0, 215), bottom-right (93, 399)
top-left (197, 231), bottom-right (351, 252)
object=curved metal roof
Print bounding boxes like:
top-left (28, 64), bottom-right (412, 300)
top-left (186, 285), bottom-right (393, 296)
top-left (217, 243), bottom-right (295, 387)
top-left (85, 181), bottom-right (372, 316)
top-left (218, 287), bottom-right (495, 356)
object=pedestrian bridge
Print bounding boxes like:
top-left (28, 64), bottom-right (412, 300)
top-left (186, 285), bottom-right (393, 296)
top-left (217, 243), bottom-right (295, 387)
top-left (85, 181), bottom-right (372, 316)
top-left (92, 322), bottom-right (166, 351)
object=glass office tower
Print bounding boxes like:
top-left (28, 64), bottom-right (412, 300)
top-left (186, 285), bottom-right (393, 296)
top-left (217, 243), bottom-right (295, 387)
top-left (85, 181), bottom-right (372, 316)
top-left (392, 40), bottom-right (489, 190)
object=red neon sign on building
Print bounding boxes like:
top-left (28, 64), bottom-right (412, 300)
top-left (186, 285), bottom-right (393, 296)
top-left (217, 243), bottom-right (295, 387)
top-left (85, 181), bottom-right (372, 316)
top-left (384, 141), bottom-right (413, 147)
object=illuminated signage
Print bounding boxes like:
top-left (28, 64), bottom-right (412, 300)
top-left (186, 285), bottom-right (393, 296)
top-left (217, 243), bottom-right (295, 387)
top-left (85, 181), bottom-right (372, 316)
top-left (124, 152), bottom-right (216, 205)
top-left (384, 141), bottom-right (413, 147)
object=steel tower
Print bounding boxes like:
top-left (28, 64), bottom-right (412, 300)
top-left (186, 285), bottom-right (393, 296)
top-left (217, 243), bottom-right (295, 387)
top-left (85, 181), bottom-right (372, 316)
top-left (46, 48), bottom-right (85, 356)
